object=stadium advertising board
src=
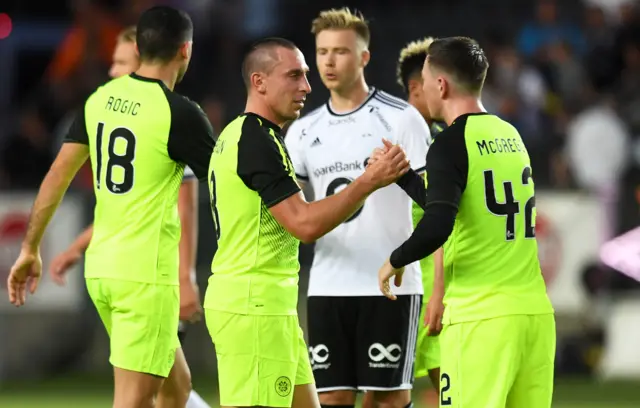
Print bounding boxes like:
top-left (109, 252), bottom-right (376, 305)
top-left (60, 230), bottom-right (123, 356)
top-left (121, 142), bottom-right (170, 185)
top-left (0, 193), bottom-right (85, 312)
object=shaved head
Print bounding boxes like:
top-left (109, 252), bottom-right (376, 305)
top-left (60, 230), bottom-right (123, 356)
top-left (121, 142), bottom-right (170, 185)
top-left (242, 37), bottom-right (298, 90)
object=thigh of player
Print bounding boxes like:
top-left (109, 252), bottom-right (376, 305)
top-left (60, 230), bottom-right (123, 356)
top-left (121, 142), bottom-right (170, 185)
top-left (355, 294), bottom-right (422, 391)
top-left (307, 296), bottom-right (358, 392)
top-left (440, 315), bottom-right (530, 408)
top-left (86, 278), bottom-right (181, 378)
top-left (506, 314), bottom-right (556, 408)
top-left (205, 310), bottom-right (313, 408)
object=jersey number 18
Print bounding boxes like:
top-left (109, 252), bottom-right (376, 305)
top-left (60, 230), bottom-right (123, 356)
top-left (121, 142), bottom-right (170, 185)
top-left (484, 166), bottom-right (535, 241)
top-left (96, 122), bottom-right (136, 194)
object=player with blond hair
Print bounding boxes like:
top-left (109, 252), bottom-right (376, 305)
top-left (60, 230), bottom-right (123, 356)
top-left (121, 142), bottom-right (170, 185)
top-left (285, 8), bottom-right (432, 408)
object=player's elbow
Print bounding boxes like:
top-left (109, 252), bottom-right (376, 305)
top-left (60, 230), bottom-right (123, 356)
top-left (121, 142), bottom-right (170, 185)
top-left (295, 225), bottom-right (320, 244)
top-left (285, 214), bottom-right (318, 244)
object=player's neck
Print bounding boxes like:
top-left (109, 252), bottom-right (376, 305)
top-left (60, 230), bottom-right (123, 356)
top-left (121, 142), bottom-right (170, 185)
top-left (441, 97), bottom-right (486, 126)
top-left (135, 64), bottom-right (179, 91)
top-left (244, 98), bottom-right (284, 129)
top-left (408, 96), bottom-right (434, 126)
top-left (329, 78), bottom-right (370, 113)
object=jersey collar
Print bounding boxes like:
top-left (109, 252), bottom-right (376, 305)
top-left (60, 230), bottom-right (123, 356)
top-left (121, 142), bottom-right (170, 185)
top-left (129, 73), bottom-right (168, 90)
top-left (326, 87), bottom-right (377, 117)
top-left (451, 112), bottom-right (490, 125)
top-left (243, 112), bottom-right (281, 132)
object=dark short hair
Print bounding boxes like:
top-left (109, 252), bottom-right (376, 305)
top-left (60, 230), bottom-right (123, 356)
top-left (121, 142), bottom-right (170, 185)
top-left (427, 36), bottom-right (489, 94)
top-left (396, 37), bottom-right (434, 93)
top-left (241, 37), bottom-right (298, 89)
top-left (136, 6), bottom-right (193, 64)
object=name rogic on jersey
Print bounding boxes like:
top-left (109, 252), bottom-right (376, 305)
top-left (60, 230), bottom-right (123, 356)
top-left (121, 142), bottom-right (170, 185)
top-left (286, 89), bottom-right (432, 297)
top-left (64, 73), bottom-right (214, 286)
top-left (439, 113), bottom-right (554, 324)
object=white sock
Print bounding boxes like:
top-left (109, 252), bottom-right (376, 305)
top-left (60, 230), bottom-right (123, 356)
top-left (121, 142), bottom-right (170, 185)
top-left (186, 390), bottom-right (210, 408)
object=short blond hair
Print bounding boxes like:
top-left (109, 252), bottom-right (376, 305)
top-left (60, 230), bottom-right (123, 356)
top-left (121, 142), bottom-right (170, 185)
top-left (311, 8), bottom-right (370, 47)
top-left (118, 26), bottom-right (137, 44)
top-left (396, 37), bottom-right (434, 92)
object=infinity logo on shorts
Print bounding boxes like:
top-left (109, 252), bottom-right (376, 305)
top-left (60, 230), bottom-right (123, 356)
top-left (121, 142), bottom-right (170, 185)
top-left (309, 344), bottom-right (331, 370)
top-left (368, 343), bottom-right (402, 368)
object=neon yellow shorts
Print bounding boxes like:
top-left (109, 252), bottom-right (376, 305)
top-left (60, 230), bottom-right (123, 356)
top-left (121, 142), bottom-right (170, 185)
top-left (86, 278), bottom-right (180, 377)
top-left (439, 314), bottom-right (555, 408)
top-left (205, 309), bottom-right (314, 407)
top-left (415, 299), bottom-right (440, 379)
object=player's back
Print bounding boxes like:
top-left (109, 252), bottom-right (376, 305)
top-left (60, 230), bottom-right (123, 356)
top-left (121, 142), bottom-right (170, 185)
top-left (442, 113), bottom-right (553, 324)
top-left (84, 74), bottom-right (191, 285)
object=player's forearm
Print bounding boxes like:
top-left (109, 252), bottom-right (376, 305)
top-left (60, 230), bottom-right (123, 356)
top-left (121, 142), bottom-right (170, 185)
top-left (396, 169), bottom-right (427, 210)
top-left (69, 225), bottom-right (93, 253)
top-left (178, 180), bottom-right (198, 283)
top-left (298, 177), bottom-right (373, 243)
top-left (22, 169), bottom-right (74, 252)
top-left (389, 203), bottom-right (456, 268)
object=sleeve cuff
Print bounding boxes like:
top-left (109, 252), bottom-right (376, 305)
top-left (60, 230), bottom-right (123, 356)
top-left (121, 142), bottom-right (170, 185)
top-left (389, 248), bottom-right (407, 269)
top-left (262, 176), bottom-right (301, 208)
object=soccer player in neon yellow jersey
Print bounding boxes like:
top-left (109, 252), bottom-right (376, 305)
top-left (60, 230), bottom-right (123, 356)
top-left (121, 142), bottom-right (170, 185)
top-left (396, 36), bottom-right (445, 388)
top-left (49, 24), bottom-right (210, 408)
top-left (8, 6), bottom-right (215, 408)
top-left (378, 37), bottom-right (556, 408)
top-left (205, 37), bottom-right (410, 408)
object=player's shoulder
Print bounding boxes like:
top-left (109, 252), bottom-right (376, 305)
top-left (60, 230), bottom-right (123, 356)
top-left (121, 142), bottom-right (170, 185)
top-left (287, 105), bottom-right (326, 132)
top-left (449, 112), bottom-right (504, 136)
top-left (85, 76), bottom-right (123, 107)
top-left (429, 115), bottom-right (471, 154)
top-left (164, 91), bottom-right (204, 116)
top-left (369, 89), bottom-right (425, 125)
top-left (285, 105), bottom-right (326, 143)
top-left (238, 113), bottom-right (280, 141)
top-left (370, 89), bottom-right (412, 114)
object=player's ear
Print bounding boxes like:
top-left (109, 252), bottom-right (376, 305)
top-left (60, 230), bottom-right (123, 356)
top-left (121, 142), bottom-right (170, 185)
top-left (134, 43), bottom-right (140, 58)
top-left (251, 72), bottom-right (267, 94)
top-left (438, 76), bottom-right (448, 99)
top-left (407, 79), bottom-right (421, 98)
top-left (180, 41), bottom-right (193, 60)
top-left (361, 48), bottom-right (371, 68)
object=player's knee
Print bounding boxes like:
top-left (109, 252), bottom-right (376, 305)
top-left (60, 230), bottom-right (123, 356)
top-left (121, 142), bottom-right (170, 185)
top-left (164, 376), bottom-right (192, 404)
top-left (115, 390), bottom-right (156, 408)
top-left (370, 390), bottom-right (411, 408)
top-left (318, 389), bottom-right (357, 406)
top-left (158, 371), bottom-right (192, 407)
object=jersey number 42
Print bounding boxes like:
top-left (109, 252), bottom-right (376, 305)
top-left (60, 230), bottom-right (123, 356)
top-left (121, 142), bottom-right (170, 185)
top-left (484, 166), bottom-right (536, 241)
top-left (95, 122), bottom-right (136, 194)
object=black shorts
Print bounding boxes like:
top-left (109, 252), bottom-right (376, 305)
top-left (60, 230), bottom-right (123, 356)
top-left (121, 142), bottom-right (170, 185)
top-left (307, 295), bottom-right (422, 392)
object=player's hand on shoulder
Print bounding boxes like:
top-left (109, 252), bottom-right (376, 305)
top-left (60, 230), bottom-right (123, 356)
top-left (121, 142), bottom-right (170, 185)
top-left (49, 249), bottom-right (82, 286)
top-left (378, 258), bottom-right (405, 301)
top-left (7, 248), bottom-right (42, 307)
top-left (362, 138), bottom-right (410, 189)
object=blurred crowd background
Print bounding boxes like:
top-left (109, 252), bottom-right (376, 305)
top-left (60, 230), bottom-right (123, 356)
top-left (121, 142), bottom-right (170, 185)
top-left (1, 0), bottom-right (639, 406)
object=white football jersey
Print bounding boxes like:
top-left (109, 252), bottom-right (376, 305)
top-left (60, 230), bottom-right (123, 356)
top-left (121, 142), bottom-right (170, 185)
top-left (285, 89), bottom-right (432, 297)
